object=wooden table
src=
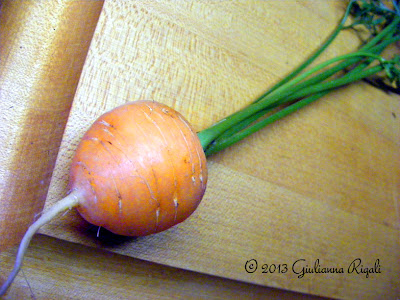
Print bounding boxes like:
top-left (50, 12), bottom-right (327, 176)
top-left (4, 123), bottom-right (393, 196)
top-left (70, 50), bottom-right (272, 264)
top-left (1, 1), bottom-right (399, 299)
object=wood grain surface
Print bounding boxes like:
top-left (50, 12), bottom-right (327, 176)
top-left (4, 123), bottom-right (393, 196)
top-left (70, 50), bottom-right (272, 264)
top-left (0, 0), bottom-right (104, 250)
top-left (1, 1), bottom-right (399, 299)
top-left (0, 234), bottom-right (327, 300)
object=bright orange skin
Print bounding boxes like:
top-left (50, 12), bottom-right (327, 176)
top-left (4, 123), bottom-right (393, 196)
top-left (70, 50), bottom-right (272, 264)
top-left (69, 101), bottom-right (207, 236)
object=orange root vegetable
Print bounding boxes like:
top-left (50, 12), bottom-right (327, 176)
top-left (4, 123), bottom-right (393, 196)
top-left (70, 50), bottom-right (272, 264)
top-left (71, 100), bottom-right (207, 236)
top-left (0, 100), bottom-right (207, 295)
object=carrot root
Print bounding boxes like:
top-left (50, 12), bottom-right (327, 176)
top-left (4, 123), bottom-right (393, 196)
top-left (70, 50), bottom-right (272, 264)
top-left (0, 191), bottom-right (81, 296)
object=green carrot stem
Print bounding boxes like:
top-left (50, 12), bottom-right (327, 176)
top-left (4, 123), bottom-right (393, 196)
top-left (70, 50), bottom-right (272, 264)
top-left (198, 2), bottom-right (400, 155)
top-left (198, 52), bottom-right (387, 149)
top-left (204, 63), bottom-right (386, 156)
top-left (253, 9), bottom-right (400, 104)
top-left (255, 52), bottom-right (385, 104)
top-left (203, 55), bottom-right (394, 155)
top-left (283, 64), bottom-right (384, 102)
top-left (204, 91), bottom-right (329, 156)
top-left (199, 15), bottom-right (400, 147)
top-left (250, 16), bottom-right (399, 112)
top-left (270, 34), bottom-right (399, 102)
top-left (214, 32), bottom-right (399, 143)
top-left (211, 105), bottom-right (282, 143)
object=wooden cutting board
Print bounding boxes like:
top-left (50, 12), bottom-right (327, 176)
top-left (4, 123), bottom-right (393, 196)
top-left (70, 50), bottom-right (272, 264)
top-left (1, 1), bottom-right (399, 299)
top-left (0, 0), bottom-right (104, 251)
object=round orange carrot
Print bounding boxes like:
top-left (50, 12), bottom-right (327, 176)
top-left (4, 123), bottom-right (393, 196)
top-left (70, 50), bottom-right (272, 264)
top-left (71, 100), bottom-right (207, 236)
top-left (0, 101), bottom-right (207, 295)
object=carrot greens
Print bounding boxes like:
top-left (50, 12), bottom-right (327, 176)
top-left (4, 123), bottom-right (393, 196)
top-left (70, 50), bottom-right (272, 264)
top-left (198, 0), bottom-right (400, 156)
